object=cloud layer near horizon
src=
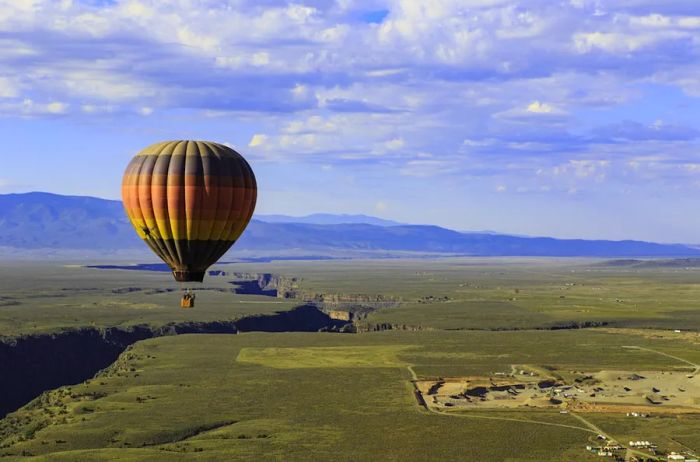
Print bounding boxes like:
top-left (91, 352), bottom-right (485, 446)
top-left (1, 0), bottom-right (700, 241)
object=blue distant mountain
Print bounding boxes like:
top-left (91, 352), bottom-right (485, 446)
top-left (1, 192), bottom-right (698, 258)
top-left (0, 192), bottom-right (137, 250)
top-left (255, 213), bottom-right (402, 227)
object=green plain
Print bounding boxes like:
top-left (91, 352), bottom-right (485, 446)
top-left (1, 258), bottom-right (699, 460)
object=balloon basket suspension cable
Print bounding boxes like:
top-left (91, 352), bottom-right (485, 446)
top-left (180, 282), bottom-right (195, 309)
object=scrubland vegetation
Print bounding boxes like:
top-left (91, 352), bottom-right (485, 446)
top-left (1, 258), bottom-right (699, 460)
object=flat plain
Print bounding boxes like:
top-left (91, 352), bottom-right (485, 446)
top-left (1, 258), bottom-right (699, 461)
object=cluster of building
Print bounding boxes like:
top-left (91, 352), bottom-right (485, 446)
top-left (629, 441), bottom-right (655, 449)
top-left (585, 440), bottom-right (700, 461)
top-left (585, 443), bottom-right (622, 458)
top-left (667, 453), bottom-right (699, 462)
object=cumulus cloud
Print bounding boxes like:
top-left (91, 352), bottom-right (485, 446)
top-left (1, 1), bottom-right (696, 114)
top-left (494, 100), bottom-right (568, 122)
top-left (0, 0), bottom-right (697, 198)
top-left (0, 98), bottom-right (69, 116)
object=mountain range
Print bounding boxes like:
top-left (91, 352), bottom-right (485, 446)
top-left (1, 192), bottom-right (698, 258)
top-left (256, 213), bottom-right (402, 227)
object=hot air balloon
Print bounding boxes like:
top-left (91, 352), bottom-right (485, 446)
top-left (122, 140), bottom-right (257, 306)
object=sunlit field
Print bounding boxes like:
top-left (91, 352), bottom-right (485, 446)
top-left (1, 259), bottom-right (699, 460)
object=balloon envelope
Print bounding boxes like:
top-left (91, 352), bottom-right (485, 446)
top-left (122, 140), bottom-right (257, 282)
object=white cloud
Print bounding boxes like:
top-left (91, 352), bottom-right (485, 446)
top-left (0, 0), bottom-right (694, 121)
top-left (678, 17), bottom-right (700, 28)
top-left (283, 116), bottom-right (337, 134)
top-left (369, 137), bottom-right (407, 156)
top-left (251, 52), bottom-right (270, 66)
top-left (573, 32), bottom-right (651, 53)
top-left (399, 159), bottom-right (457, 177)
top-left (279, 133), bottom-right (317, 149)
top-left (365, 68), bottom-right (405, 78)
top-left (52, 70), bottom-right (157, 102)
top-left (248, 134), bottom-right (268, 147)
top-left (543, 159), bottom-right (611, 185)
top-left (0, 76), bottom-right (19, 98)
top-left (0, 0), bottom-right (696, 200)
top-left (495, 100), bottom-right (567, 121)
top-left (285, 4), bottom-right (317, 22)
top-left (1, 0), bottom-right (700, 244)
top-left (119, 1), bottom-right (154, 20)
top-left (81, 104), bottom-right (115, 114)
top-left (46, 101), bottom-right (67, 113)
top-left (384, 137), bottom-right (405, 150)
top-left (526, 101), bottom-right (557, 114)
top-left (629, 14), bottom-right (672, 28)
top-left (570, 160), bottom-right (610, 180)
top-left (1, 98), bottom-right (70, 115)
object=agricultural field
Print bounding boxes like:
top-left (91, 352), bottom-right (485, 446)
top-left (0, 258), bottom-right (699, 460)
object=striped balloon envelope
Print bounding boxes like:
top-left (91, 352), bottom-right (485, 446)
top-left (122, 140), bottom-right (257, 282)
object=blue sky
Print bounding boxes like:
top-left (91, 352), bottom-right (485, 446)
top-left (1, 0), bottom-right (700, 242)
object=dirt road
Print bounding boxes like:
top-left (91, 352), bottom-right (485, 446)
top-left (622, 345), bottom-right (699, 376)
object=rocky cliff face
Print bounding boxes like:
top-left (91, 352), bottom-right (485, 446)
top-left (214, 272), bottom-right (399, 316)
top-left (0, 306), bottom-right (349, 419)
top-left (234, 304), bottom-right (349, 332)
top-left (355, 323), bottom-right (430, 333)
top-left (208, 271), bottom-right (300, 298)
top-left (0, 322), bottom-right (238, 419)
top-left (302, 292), bottom-right (398, 307)
top-left (326, 310), bottom-right (352, 321)
top-left (0, 271), bottom-right (402, 420)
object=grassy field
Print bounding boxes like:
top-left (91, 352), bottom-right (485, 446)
top-left (237, 345), bottom-right (411, 368)
top-left (4, 258), bottom-right (700, 335)
top-left (0, 262), bottom-right (298, 336)
top-left (1, 258), bottom-right (700, 460)
top-left (240, 257), bottom-right (700, 330)
top-left (1, 329), bottom-right (699, 460)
